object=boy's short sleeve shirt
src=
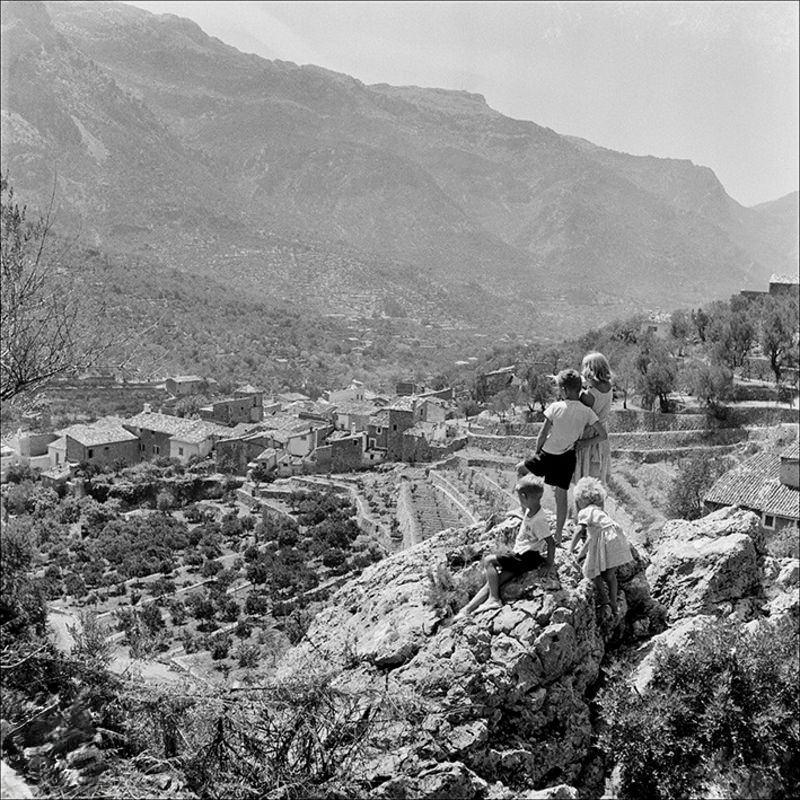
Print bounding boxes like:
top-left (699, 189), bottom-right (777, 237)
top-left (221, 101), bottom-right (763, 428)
top-left (513, 509), bottom-right (552, 555)
top-left (542, 400), bottom-right (599, 455)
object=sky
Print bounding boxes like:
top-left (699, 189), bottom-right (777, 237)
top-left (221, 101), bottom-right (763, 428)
top-left (121, 1), bottom-right (798, 207)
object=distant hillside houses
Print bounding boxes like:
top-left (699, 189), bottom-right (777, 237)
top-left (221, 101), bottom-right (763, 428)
top-left (6, 380), bottom-right (465, 481)
top-left (704, 440), bottom-right (800, 531)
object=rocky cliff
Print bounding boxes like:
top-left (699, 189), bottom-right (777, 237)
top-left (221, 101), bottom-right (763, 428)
top-left (276, 515), bottom-right (663, 798)
top-left (271, 506), bottom-right (797, 798)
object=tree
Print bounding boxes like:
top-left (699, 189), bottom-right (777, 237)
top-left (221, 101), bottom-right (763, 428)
top-left (666, 455), bottom-right (722, 520)
top-left (760, 295), bottom-right (799, 384)
top-left (682, 361), bottom-right (734, 417)
top-left (0, 177), bottom-right (104, 402)
top-left (633, 336), bottom-right (677, 412)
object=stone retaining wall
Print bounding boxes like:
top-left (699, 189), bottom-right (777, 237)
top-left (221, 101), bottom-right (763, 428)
top-left (428, 471), bottom-right (479, 524)
top-left (396, 481), bottom-right (422, 547)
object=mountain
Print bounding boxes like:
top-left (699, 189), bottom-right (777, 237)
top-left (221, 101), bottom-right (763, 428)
top-left (2, 0), bottom-right (796, 338)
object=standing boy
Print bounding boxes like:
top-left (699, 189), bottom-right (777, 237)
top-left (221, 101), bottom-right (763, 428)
top-left (518, 369), bottom-right (607, 544)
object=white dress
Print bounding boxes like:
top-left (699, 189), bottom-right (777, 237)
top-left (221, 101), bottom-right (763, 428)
top-left (577, 505), bottom-right (632, 580)
top-left (574, 385), bottom-right (612, 483)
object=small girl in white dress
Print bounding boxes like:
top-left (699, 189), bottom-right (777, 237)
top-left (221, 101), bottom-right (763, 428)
top-left (575, 351), bottom-right (613, 484)
top-left (568, 476), bottom-right (632, 618)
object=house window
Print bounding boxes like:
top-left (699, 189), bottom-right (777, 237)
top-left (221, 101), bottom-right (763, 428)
top-left (393, 425), bottom-right (397, 431)
top-left (763, 515), bottom-right (775, 529)
top-left (369, 438), bottom-right (376, 449)
top-left (178, 447), bottom-right (184, 456)
top-left (376, 427), bottom-right (382, 434)
top-left (55, 453), bottom-right (60, 466)
top-left (153, 445), bottom-right (160, 455)
top-left (88, 448), bottom-right (94, 458)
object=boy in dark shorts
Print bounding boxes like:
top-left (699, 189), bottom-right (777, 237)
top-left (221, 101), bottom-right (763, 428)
top-left (517, 368), bottom-right (607, 545)
top-left (457, 476), bottom-right (552, 615)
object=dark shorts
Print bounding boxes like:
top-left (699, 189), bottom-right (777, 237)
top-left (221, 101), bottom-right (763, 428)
top-left (525, 449), bottom-right (576, 491)
top-left (495, 549), bottom-right (546, 575)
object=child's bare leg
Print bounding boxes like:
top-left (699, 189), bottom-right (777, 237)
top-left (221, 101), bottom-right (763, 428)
top-left (603, 568), bottom-right (619, 615)
top-left (592, 575), bottom-right (607, 606)
top-left (462, 583), bottom-right (490, 614)
top-left (554, 486), bottom-right (568, 543)
top-left (485, 556), bottom-right (504, 606)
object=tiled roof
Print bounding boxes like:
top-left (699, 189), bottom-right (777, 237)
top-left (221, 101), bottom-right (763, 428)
top-left (235, 384), bottom-right (263, 394)
top-left (255, 448), bottom-right (277, 461)
top-left (386, 396), bottom-right (415, 411)
top-left (170, 375), bottom-right (204, 383)
top-left (334, 400), bottom-right (378, 416)
top-left (369, 410), bottom-right (390, 427)
top-left (170, 421), bottom-right (230, 444)
top-left (125, 412), bottom-right (228, 442)
top-left (59, 418), bottom-right (139, 447)
top-left (705, 450), bottom-right (799, 520)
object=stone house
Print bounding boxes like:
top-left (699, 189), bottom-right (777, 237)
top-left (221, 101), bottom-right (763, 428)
top-left (367, 409), bottom-right (390, 452)
top-left (386, 399), bottom-right (416, 461)
top-left (62, 424), bottom-right (140, 469)
top-left (333, 400), bottom-right (378, 433)
top-left (704, 442), bottom-right (800, 531)
top-left (326, 380), bottom-right (365, 405)
top-left (198, 392), bottom-right (263, 425)
top-left (215, 431), bottom-right (275, 475)
top-left (124, 408), bottom-right (228, 463)
top-left (165, 375), bottom-right (207, 396)
top-left (769, 273), bottom-right (800, 299)
top-left (415, 398), bottom-right (447, 424)
top-left (7, 430), bottom-right (58, 471)
top-left (327, 431), bottom-right (366, 472)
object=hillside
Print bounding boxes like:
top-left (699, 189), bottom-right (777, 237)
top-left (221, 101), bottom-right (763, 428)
top-left (0, 0), bottom-right (795, 339)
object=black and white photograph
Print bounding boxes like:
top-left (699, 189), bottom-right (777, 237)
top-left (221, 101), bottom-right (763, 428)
top-left (1, 1), bottom-right (798, 798)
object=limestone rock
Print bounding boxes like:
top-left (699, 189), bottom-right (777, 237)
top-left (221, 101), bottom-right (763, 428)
top-left (646, 531), bottom-right (761, 621)
top-left (1, 760), bottom-right (35, 798)
top-left (630, 615), bottom-right (717, 694)
top-left (277, 516), bottom-right (646, 795)
top-left (652, 507), bottom-right (765, 558)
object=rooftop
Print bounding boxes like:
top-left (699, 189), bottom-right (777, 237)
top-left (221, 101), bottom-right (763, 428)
top-left (169, 375), bottom-right (204, 383)
top-left (58, 418), bottom-right (139, 447)
top-left (124, 411), bottom-right (228, 441)
top-left (705, 450), bottom-right (799, 521)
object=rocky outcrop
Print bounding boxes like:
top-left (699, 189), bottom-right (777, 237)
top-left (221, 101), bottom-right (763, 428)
top-left (277, 515), bottom-right (660, 797)
top-left (645, 508), bottom-right (765, 622)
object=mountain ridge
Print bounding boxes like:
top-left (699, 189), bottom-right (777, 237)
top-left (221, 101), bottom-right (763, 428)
top-left (1, 0), bottom-right (797, 336)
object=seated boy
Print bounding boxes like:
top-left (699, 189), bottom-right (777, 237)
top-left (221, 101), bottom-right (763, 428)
top-left (457, 476), bottom-right (552, 615)
top-left (517, 368), bottom-right (607, 544)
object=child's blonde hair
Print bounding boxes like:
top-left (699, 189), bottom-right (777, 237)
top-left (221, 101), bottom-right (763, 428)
top-left (515, 475), bottom-right (545, 499)
top-left (582, 352), bottom-right (611, 384)
top-left (574, 476), bottom-right (606, 507)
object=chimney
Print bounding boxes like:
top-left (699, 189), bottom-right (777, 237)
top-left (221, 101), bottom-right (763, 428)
top-left (143, 403), bottom-right (152, 414)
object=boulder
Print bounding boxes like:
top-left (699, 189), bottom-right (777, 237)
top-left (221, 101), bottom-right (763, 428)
top-left (630, 615), bottom-right (717, 694)
top-left (277, 516), bottom-right (655, 796)
top-left (652, 507), bottom-right (765, 558)
top-left (1, 761), bottom-right (35, 798)
top-left (646, 532), bottom-right (761, 621)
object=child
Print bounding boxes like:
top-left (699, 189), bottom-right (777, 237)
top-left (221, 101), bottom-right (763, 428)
top-left (575, 352), bottom-right (613, 484)
top-left (458, 476), bottom-right (552, 615)
top-left (568, 476), bottom-right (632, 618)
top-left (518, 369), bottom-right (607, 544)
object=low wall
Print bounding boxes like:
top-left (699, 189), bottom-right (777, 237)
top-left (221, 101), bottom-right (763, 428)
top-left (396, 481), bottom-right (422, 548)
top-left (428, 471), bottom-right (479, 524)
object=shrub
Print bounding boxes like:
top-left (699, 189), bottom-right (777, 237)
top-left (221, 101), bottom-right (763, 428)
top-left (211, 634), bottom-right (231, 661)
top-left (666, 455), bottom-right (723, 520)
top-left (600, 621), bottom-right (800, 800)
top-left (201, 558), bottom-right (223, 578)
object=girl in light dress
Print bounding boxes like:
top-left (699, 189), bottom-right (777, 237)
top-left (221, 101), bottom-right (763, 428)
top-left (575, 352), bottom-right (613, 484)
top-left (568, 476), bottom-right (632, 618)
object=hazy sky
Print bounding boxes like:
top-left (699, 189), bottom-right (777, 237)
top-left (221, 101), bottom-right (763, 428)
top-left (122, 1), bottom-right (798, 207)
